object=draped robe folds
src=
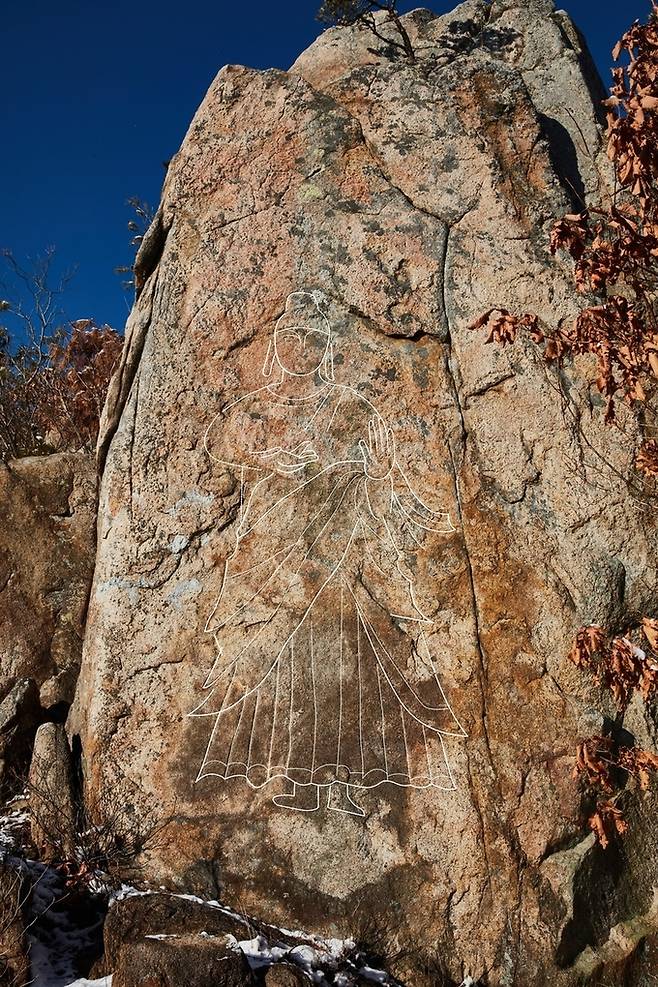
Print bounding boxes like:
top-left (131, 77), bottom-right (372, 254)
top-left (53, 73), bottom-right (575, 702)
top-left (191, 380), bottom-right (465, 791)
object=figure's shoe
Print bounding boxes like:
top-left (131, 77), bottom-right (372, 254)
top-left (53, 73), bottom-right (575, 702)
top-left (327, 783), bottom-right (366, 817)
top-left (272, 783), bottom-right (320, 813)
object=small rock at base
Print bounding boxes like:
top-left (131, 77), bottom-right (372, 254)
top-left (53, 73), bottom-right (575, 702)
top-left (113, 933), bottom-right (256, 987)
top-left (265, 964), bottom-right (311, 985)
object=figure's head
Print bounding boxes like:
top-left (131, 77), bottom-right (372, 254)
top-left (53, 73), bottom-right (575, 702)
top-left (264, 291), bottom-right (334, 380)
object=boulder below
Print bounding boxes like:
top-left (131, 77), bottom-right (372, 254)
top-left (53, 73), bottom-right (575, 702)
top-left (0, 452), bottom-right (96, 709)
top-left (112, 933), bottom-right (256, 987)
top-left (0, 677), bottom-right (41, 796)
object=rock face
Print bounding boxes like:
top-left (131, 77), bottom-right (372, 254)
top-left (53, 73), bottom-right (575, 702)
top-left (72, 2), bottom-right (658, 984)
top-left (102, 895), bottom-right (249, 971)
top-left (103, 895), bottom-right (327, 986)
top-left (0, 452), bottom-right (97, 709)
top-left (112, 934), bottom-right (256, 987)
top-left (28, 722), bottom-right (77, 861)
top-left (0, 677), bottom-right (41, 795)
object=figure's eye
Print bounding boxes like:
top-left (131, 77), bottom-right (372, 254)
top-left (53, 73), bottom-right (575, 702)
top-left (276, 329), bottom-right (301, 343)
top-left (304, 329), bottom-right (328, 347)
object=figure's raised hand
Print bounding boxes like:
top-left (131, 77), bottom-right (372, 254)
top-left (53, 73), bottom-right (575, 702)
top-left (359, 417), bottom-right (395, 479)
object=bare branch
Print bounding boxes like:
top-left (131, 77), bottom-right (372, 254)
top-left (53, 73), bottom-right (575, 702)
top-left (317, 0), bottom-right (415, 62)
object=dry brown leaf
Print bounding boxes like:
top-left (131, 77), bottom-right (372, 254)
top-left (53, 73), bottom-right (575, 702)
top-left (588, 800), bottom-right (628, 849)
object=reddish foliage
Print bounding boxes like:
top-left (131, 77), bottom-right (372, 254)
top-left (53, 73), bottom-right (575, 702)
top-left (471, 3), bottom-right (658, 460)
top-left (0, 321), bottom-right (122, 459)
top-left (571, 616), bottom-right (658, 846)
top-left (550, 211), bottom-right (590, 260)
top-left (607, 6), bottom-right (658, 206)
top-left (568, 624), bottom-right (607, 670)
top-left (574, 735), bottom-right (658, 847)
top-left (642, 616), bottom-right (658, 649)
top-left (617, 745), bottom-right (658, 790)
top-left (574, 736), bottom-right (615, 791)
top-left (574, 735), bottom-right (658, 795)
top-left (588, 800), bottom-right (628, 848)
top-left (469, 309), bottom-right (541, 347)
top-left (46, 320), bottom-right (123, 451)
top-left (569, 620), bottom-right (658, 708)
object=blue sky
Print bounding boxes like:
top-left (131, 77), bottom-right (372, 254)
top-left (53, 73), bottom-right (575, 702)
top-left (0, 0), bottom-right (650, 333)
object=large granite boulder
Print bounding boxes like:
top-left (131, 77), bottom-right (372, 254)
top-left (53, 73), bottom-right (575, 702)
top-left (112, 934), bottom-right (256, 987)
top-left (102, 895), bottom-right (249, 971)
top-left (71, 2), bottom-right (658, 983)
top-left (0, 452), bottom-right (97, 709)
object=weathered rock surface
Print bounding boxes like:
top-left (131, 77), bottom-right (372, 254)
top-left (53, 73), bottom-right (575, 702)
top-left (72, 2), bottom-right (658, 984)
top-left (28, 721), bottom-right (77, 860)
top-left (113, 933), bottom-right (256, 987)
top-left (0, 677), bottom-right (41, 794)
top-left (103, 894), bottom-right (357, 984)
top-left (102, 895), bottom-right (248, 971)
top-left (263, 966), bottom-right (310, 987)
top-left (0, 452), bottom-right (96, 709)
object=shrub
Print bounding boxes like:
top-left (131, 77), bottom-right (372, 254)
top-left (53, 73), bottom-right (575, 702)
top-left (0, 249), bottom-right (122, 460)
top-left (317, 0), bottom-right (415, 61)
top-left (26, 754), bottom-right (172, 890)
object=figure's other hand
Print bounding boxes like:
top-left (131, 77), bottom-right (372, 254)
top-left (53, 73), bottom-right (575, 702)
top-left (260, 440), bottom-right (318, 475)
top-left (359, 418), bottom-right (395, 479)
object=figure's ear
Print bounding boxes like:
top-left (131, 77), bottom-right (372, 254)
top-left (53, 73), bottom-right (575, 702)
top-left (323, 340), bottom-right (335, 382)
top-left (262, 339), bottom-right (275, 377)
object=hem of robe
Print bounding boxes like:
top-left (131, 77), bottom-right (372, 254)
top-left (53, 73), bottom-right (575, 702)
top-left (195, 760), bottom-right (457, 791)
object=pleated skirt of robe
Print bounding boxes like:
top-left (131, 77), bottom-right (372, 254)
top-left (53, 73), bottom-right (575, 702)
top-left (196, 583), bottom-right (456, 791)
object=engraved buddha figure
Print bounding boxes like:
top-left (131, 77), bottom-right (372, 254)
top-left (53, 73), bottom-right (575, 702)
top-left (191, 290), bottom-right (465, 815)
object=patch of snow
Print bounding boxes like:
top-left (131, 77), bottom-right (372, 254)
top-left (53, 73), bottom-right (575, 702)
top-left (228, 934), bottom-right (288, 968)
top-left (64, 979), bottom-right (112, 987)
top-left (0, 808), bottom-right (28, 850)
top-left (358, 967), bottom-right (388, 984)
top-left (24, 862), bottom-right (101, 987)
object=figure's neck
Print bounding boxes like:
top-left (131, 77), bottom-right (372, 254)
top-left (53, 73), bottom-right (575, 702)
top-left (270, 372), bottom-right (328, 400)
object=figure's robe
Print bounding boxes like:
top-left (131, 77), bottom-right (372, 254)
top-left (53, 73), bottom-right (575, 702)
top-left (191, 382), bottom-right (465, 790)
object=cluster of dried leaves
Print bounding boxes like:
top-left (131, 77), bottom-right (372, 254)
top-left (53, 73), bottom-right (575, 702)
top-left (569, 618), bottom-right (658, 707)
top-left (0, 248), bottom-right (122, 460)
top-left (471, 3), bottom-right (658, 479)
top-left (571, 618), bottom-right (658, 846)
top-left (574, 735), bottom-right (658, 847)
top-left (0, 319), bottom-right (122, 460)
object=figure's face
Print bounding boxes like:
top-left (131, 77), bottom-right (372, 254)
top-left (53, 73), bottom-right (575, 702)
top-left (274, 326), bottom-right (329, 376)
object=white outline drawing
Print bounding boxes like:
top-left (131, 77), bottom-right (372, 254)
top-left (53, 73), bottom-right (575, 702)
top-left (190, 290), bottom-right (466, 816)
